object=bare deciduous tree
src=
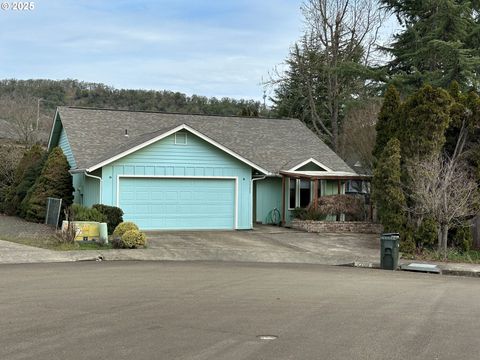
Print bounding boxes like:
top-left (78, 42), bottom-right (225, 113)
top-left (407, 138), bottom-right (479, 256)
top-left (0, 95), bottom-right (38, 147)
top-left (338, 99), bottom-right (381, 172)
top-left (301, 0), bottom-right (386, 150)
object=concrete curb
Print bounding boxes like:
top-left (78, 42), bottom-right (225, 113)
top-left (344, 260), bottom-right (480, 278)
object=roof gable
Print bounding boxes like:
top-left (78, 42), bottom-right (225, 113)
top-left (88, 124), bottom-right (269, 174)
top-left (288, 158), bottom-right (332, 172)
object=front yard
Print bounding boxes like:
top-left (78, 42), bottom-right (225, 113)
top-left (0, 214), bottom-right (111, 250)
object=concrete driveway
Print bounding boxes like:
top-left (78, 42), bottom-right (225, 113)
top-left (0, 223), bottom-right (380, 265)
top-left (141, 225), bottom-right (380, 265)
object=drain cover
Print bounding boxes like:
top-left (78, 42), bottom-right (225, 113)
top-left (256, 335), bottom-right (278, 340)
top-left (400, 263), bottom-right (441, 274)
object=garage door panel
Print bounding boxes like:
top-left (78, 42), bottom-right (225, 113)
top-left (119, 178), bottom-right (235, 230)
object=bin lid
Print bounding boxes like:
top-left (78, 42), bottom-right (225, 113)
top-left (381, 232), bottom-right (400, 236)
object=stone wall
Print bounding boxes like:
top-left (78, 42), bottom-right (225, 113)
top-left (291, 219), bottom-right (383, 234)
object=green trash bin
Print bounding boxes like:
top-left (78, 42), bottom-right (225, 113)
top-left (380, 233), bottom-right (400, 270)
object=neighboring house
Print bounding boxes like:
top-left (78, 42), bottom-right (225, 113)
top-left (47, 107), bottom-right (367, 230)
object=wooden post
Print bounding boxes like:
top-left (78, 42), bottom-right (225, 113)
top-left (337, 179), bottom-right (341, 221)
top-left (281, 175), bottom-right (286, 226)
top-left (313, 179), bottom-right (319, 209)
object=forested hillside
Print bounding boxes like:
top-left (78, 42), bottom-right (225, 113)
top-left (0, 79), bottom-right (268, 145)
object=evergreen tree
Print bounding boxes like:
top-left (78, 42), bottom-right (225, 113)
top-left (270, 0), bottom-right (385, 150)
top-left (3, 145), bottom-right (46, 216)
top-left (445, 81), bottom-right (480, 158)
top-left (23, 147), bottom-right (73, 223)
top-left (381, 0), bottom-right (480, 92)
top-left (372, 138), bottom-right (407, 232)
top-left (373, 85), bottom-right (401, 161)
top-left (397, 85), bottom-right (452, 161)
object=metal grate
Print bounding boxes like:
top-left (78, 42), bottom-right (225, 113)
top-left (45, 197), bottom-right (63, 228)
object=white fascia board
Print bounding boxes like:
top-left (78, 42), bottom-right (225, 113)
top-left (47, 109), bottom-right (60, 151)
top-left (87, 124), bottom-right (270, 175)
top-left (292, 170), bottom-right (358, 177)
top-left (288, 157), bottom-right (333, 172)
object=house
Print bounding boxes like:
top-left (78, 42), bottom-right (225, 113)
top-left (47, 107), bottom-right (368, 230)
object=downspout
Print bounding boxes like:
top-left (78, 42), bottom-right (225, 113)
top-left (251, 175), bottom-right (267, 228)
top-left (85, 171), bottom-right (103, 205)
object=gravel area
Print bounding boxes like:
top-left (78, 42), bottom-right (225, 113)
top-left (0, 214), bottom-right (56, 241)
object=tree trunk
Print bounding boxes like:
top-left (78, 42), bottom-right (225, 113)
top-left (437, 225), bottom-right (442, 252)
top-left (442, 224), bottom-right (449, 260)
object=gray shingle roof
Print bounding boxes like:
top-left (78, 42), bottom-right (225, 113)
top-left (54, 107), bottom-right (355, 175)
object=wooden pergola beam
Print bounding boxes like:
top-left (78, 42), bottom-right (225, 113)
top-left (279, 170), bottom-right (371, 181)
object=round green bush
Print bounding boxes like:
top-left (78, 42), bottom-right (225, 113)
top-left (120, 229), bottom-right (147, 249)
top-left (112, 222), bottom-right (139, 239)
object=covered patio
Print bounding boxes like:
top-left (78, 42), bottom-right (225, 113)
top-left (279, 170), bottom-right (372, 225)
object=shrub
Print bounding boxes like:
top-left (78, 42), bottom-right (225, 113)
top-left (92, 204), bottom-right (123, 234)
top-left (112, 222), bottom-right (139, 239)
top-left (119, 229), bottom-right (147, 249)
top-left (450, 223), bottom-right (474, 252)
top-left (70, 204), bottom-right (107, 223)
top-left (23, 147), bottom-right (74, 223)
top-left (292, 207), bottom-right (325, 221)
top-left (414, 218), bottom-right (438, 248)
top-left (3, 145), bottom-right (46, 216)
top-left (399, 223), bottom-right (416, 255)
top-left (292, 195), bottom-right (365, 221)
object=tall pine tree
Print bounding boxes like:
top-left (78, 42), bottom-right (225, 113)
top-left (372, 138), bottom-right (406, 233)
top-left (373, 85), bottom-right (401, 161)
top-left (381, 0), bottom-right (480, 92)
top-left (23, 147), bottom-right (74, 223)
top-left (397, 85), bottom-right (452, 161)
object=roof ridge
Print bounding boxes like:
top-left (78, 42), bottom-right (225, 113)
top-left (60, 106), bottom-right (296, 121)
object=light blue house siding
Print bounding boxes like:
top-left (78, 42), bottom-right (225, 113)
top-left (58, 127), bottom-right (83, 204)
top-left (58, 127), bottom-right (77, 169)
top-left (255, 177), bottom-right (282, 224)
top-left (100, 131), bottom-right (253, 230)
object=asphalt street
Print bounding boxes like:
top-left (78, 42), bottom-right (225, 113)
top-left (0, 261), bottom-right (479, 360)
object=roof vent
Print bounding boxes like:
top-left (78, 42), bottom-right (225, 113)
top-left (124, 129), bottom-right (129, 137)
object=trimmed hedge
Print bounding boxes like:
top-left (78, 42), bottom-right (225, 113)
top-left (92, 204), bottom-right (123, 234)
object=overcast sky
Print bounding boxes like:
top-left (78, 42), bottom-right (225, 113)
top-left (0, 0), bottom-right (397, 101)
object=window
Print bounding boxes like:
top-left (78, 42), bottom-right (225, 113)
top-left (318, 180), bottom-right (325, 198)
top-left (289, 179), bottom-right (312, 209)
top-left (175, 132), bottom-right (187, 145)
top-left (299, 179), bottom-right (311, 208)
top-left (289, 179), bottom-right (296, 209)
